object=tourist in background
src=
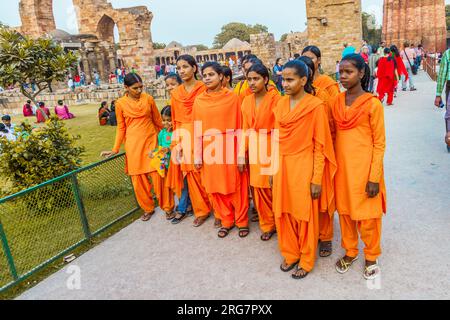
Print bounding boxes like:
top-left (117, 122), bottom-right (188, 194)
top-left (368, 46), bottom-right (380, 93)
top-left (434, 47), bottom-right (450, 152)
top-left (108, 101), bottom-right (117, 126)
top-left (360, 46), bottom-right (370, 64)
top-left (109, 72), bottom-right (117, 84)
top-left (342, 43), bottom-right (356, 58)
top-left (36, 102), bottom-right (50, 123)
top-left (377, 48), bottom-right (398, 106)
top-left (80, 71), bottom-right (86, 86)
top-left (0, 123), bottom-right (16, 142)
top-left (335, 61), bottom-right (340, 81)
top-left (98, 101), bottom-right (110, 126)
top-left (377, 41), bottom-right (386, 56)
top-left (94, 71), bottom-right (101, 86)
top-left (273, 58), bottom-right (284, 94)
top-left (68, 77), bottom-right (75, 92)
top-left (400, 42), bottom-right (417, 91)
top-left (1, 115), bottom-right (16, 134)
top-left (390, 45), bottom-right (408, 94)
top-left (22, 100), bottom-right (34, 117)
top-left (155, 65), bottom-right (161, 79)
top-left (54, 100), bottom-right (75, 120)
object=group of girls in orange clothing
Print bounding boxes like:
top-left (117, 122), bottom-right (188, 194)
top-left (102, 49), bottom-right (386, 281)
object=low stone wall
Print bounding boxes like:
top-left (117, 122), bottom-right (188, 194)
top-left (0, 82), bottom-right (168, 115)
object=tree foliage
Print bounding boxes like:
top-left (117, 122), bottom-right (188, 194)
top-left (446, 5), bottom-right (450, 31)
top-left (0, 28), bottom-right (78, 105)
top-left (194, 44), bottom-right (209, 51)
top-left (0, 118), bottom-right (85, 197)
top-left (280, 33), bottom-right (288, 42)
top-left (213, 22), bottom-right (268, 49)
top-left (153, 42), bottom-right (166, 49)
top-left (362, 12), bottom-right (382, 46)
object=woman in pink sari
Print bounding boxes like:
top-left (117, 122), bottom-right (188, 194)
top-left (54, 100), bottom-right (75, 120)
top-left (23, 100), bottom-right (34, 117)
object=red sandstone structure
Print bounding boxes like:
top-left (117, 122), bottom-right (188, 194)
top-left (383, 0), bottom-right (447, 52)
top-left (17, 0), bottom-right (155, 81)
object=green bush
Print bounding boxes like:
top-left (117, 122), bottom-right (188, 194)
top-left (0, 117), bottom-right (85, 198)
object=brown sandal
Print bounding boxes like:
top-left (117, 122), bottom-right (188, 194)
top-left (218, 226), bottom-right (234, 238)
top-left (238, 227), bottom-right (250, 238)
top-left (165, 211), bottom-right (176, 220)
top-left (214, 218), bottom-right (222, 229)
top-left (319, 241), bottom-right (333, 258)
top-left (141, 211), bottom-right (154, 222)
top-left (261, 230), bottom-right (276, 241)
top-left (193, 215), bottom-right (210, 227)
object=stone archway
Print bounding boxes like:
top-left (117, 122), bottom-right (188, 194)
top-left (97, 14), bottom-right (116, 43)
top-left (19, 0), bottom-right (56, 38)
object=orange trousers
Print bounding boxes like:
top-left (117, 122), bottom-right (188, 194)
top-left (275, 206), bottom-right (319, 272)
top-left (186, 171), bottom-right (212, 218)
top-left (210, 172), bottom-right (249, 229)
top-left (319, 212), bottom-right (334, 242)
top-left (253, 187), bottom-right (275, 233)
top-left (131, 172), bottom-right (160, 213)
top-left (339, 215), bottom-right (382, 261)
top-left (155, 176), bottom-right (175, 213)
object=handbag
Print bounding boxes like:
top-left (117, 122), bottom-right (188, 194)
top-left (404, 50), bottom-right (418, 75)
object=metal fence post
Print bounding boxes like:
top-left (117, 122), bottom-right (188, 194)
top-left (128, 176), bottom-right (140, 209)
top-left (0, 221), bottom-right (18, 280)
top-left (71, 174), bottom-right (92, 240)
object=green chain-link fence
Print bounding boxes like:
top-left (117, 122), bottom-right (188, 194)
top-left (0, 153), bottom-right (139, 292)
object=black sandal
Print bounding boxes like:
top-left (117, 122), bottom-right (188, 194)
top-left (292, 265), bottom-right (309, 280)
top-left (171, 212), bottom-right (187, 225)
top-left (280, 260), bottom-right (299, 272)
top-left (319, 241), bottom-right (333, 258)
top-left (218, 227), bottom-right (233, 238)
top-left (238, 227), bottom-right (250, 238)
top-left (261, 230), bottom-right (276, 241)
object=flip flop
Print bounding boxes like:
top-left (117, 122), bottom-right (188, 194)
top-left (280, 260), bottom-right (299, 272)
top-left (141, 211), bottom-right (154, 222)
top-left (319, 241), bottom-right (333, 257)
top-left (193, 215), bottom-right (209, 228)
top-left (238, 227), bottom-right (250, 238)
top-left (171, 212), bottom-right (187, 225)
top-left (218, 226), bottom-right (234, 238)
top-left (335, 256), bottom-right (358, 274)
top-left (292, 265), bottom-right (309, 280)
top-left (260, 230), bottom-right (276, 241)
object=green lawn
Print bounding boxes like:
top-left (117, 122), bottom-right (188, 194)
top-left (0, 100), bottom-right (166, 298)
top-left (11, 100), bottom-right (166, 165)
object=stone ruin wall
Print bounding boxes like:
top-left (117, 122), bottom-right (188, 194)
top-left (17, 0), bottom-right (155, 79)
top-left (383, 0), bottom-right (446, 52)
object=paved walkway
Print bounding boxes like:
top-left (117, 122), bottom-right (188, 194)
top-left (18, 72), bottom-right (450, 300)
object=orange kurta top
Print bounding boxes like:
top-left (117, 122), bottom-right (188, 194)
top-left (193, 88), bottom-right (242, 195)
top-left (241, 89), bottom-right (281, 188)
top-left (331, 92), bottom-right (387, 220)
top-left (314, 74), bottom-right (340, 99)
top-left (113, 92), bottom-right (163, 175)
top-left (272, 94), bottom-right (337, 222)
top-left (167, 81), bottom-right (206, 196)
top-left (314, 85), bottom-right (336, 139)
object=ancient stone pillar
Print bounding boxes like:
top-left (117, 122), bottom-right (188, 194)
top-left (80, 49), bottom-right (92, 83)
top-left (250, 33), bottom-right (277, 68)
top-left (95, 46), bottom-right (106, 81)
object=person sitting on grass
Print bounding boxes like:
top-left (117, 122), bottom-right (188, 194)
top-left (54, 100), bottom-right (75, 120)
top-left (23, 100), bottom-right (34, 117)
top-left (98, 101), bottom-right (110, 126)
top-left (36, 102), bottom-right (50, 123)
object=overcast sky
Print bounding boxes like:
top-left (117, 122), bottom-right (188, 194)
top-left (1, 0), bottom-right (449, 46)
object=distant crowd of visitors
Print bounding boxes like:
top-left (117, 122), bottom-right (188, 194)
top-left (22, 99), bottom-right (75, 123)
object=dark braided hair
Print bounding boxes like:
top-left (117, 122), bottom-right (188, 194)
top-left (221, 65), bottom-right (233, 88)
top-left (341, 53), bottom-right (371, 92)
top-left (161, 105), bottom-right (172, 117)
top-left (296, 56), bottom-right (317, 96)
top-left (283, 60), bottom-right (315, 95)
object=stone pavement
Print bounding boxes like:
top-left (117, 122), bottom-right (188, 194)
top-left (18, 72), bottom-right (450, 300)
